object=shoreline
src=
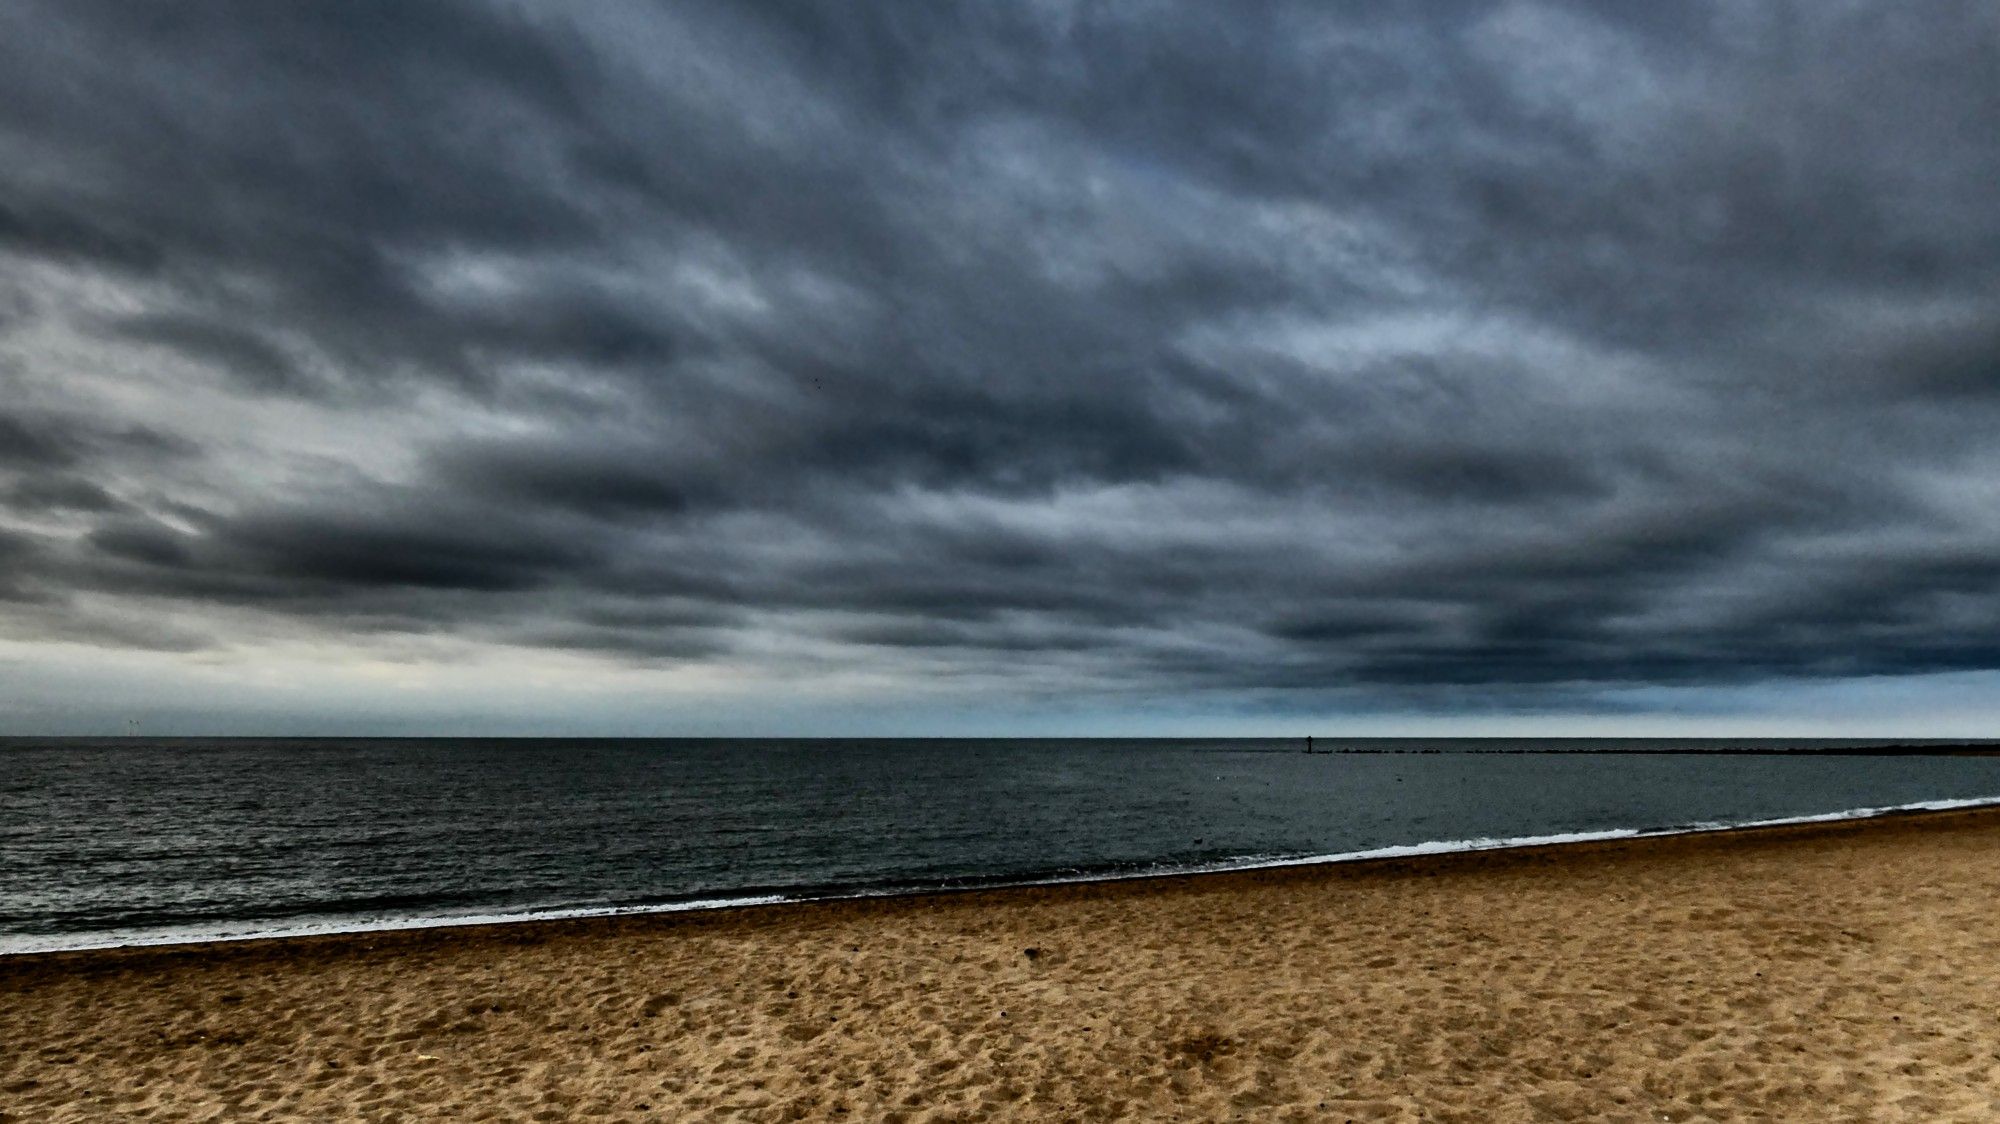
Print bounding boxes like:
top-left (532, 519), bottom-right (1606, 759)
top-left (10, 803), bottom-right (2000, 1120)
top-left (9, 792), bottom-right (2000, 961)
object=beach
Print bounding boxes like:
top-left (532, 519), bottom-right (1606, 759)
top-left (6, 809), bottom-right (2000, 1122)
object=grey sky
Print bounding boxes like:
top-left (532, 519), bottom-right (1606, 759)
top-left (2, 2), bottom-right (1998, 734)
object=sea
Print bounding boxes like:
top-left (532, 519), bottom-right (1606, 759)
top-left (5, 737), bottom-right (2000, 955)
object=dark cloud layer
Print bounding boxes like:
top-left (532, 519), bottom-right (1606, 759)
top-left (3, 1), bottom-right (1999, 711)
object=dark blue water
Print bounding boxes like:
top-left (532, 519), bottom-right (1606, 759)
top-left (5, 737), bottom-right (2000, 953)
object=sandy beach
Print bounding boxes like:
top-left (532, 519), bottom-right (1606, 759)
top-left (6, 809), bottom-right (2000, 1122)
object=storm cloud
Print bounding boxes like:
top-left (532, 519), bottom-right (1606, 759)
top-left (2, 1), bottom-right (1999, 727)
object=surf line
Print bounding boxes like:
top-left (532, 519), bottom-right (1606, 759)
top-left (7, 794), bottom-right (1999, 957)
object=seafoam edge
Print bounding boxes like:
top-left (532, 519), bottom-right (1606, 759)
top-left (7, 794), bottom-right (1999, 956)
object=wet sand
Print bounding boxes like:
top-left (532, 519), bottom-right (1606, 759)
top-left (6, 808), bottom-right (2000, 1122)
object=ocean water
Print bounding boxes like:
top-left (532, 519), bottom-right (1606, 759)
top-left (5, 737), bottom-right (2000, 954)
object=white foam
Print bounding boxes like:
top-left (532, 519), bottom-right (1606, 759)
top-left (8, 794), bottom-right (1999, 956)
top-left (0, 896), bottom-right (791, 957)
top-left (1166, 793), bottom-right (2000, 876)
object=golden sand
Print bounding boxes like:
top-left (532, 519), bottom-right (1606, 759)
top-left (7, 809), bottom-right (2000, 1122)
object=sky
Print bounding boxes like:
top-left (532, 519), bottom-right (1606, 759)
top-left (2, 2), bottom-right (1998, 737)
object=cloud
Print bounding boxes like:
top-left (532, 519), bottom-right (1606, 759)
top-left (2, 1), bottom-right (1999, 725)
top-left (107, 313), bottom-right (305, 395)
